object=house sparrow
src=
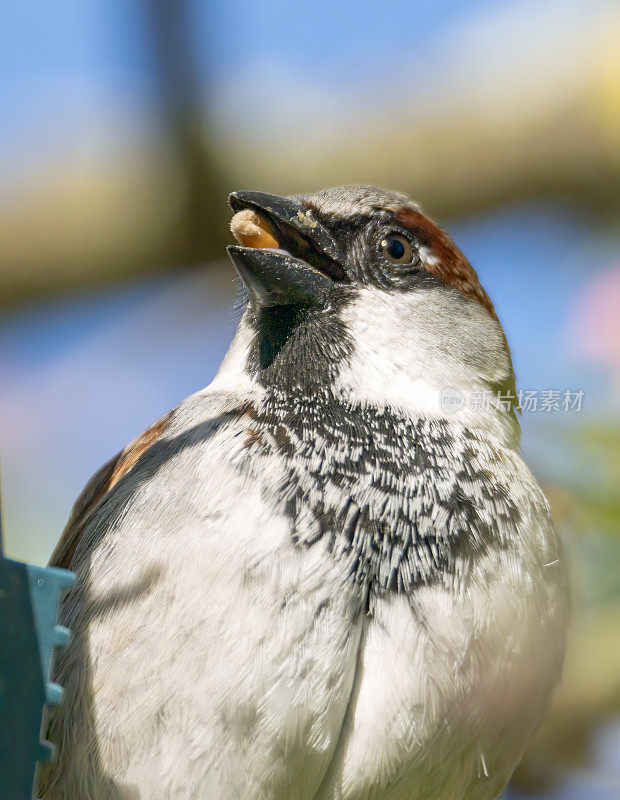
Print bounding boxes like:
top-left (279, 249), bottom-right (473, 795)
top-left (41, 186), bottom-right (568, 800)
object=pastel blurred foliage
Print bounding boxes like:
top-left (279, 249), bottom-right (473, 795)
top-left (0, 1), bottom-right (619, 797)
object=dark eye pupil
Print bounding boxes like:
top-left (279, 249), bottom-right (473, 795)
top-left (388, 237), bottom-right (405, 259)
top-left (380, 233), bottom-right (412, 263)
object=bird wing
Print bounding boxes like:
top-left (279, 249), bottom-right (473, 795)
top-left (50, 410), bottom-right (174, 569)
top-left (44, 393), bottom-right (367, 800)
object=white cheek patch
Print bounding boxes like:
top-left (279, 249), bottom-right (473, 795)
top-left (334, 287), bottom-right (519, 446)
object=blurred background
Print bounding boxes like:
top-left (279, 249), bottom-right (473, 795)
top-left (0, 1), bottom-right (619, 797)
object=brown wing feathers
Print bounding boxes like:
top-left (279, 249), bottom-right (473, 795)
top-left (50, 411), bottom-right (174, 570)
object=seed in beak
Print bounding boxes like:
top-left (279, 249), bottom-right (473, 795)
top-left (230, 209), bottom-right (279, 250)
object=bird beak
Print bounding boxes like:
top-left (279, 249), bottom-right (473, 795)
top-left (227, 191), bottom-right (347, 309)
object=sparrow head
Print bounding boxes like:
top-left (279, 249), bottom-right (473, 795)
top-left (221, 185), bottom-right (518, 443)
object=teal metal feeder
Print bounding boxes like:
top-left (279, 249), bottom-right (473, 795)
top-left (0, 488), bottom-right (74, 799)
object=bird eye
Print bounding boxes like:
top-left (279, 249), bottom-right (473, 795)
top-left (380, 233), bottom-right (413, 264)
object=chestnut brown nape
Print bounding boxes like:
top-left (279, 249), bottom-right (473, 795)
top-left (397, 208), bottom-right (497, 318)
